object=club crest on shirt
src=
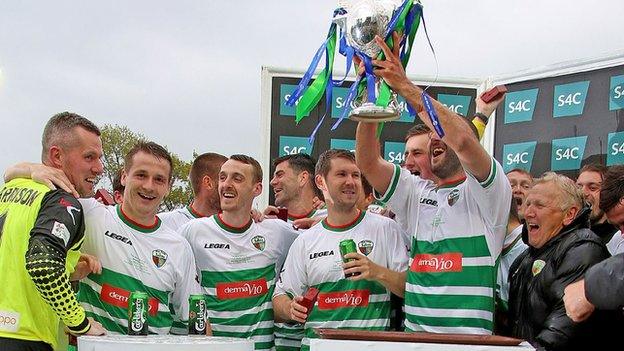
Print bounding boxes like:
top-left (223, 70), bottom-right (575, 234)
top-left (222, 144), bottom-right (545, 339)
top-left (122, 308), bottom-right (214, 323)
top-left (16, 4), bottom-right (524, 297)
top-left (447, 189), bottom-right (460, 206)
top-left (251, 235), bottom-right (266, 251)
top-left (152, 249), bottom-right (168, 268)
top-left (358, 240), bottom-right (374, 256)
top-left (532, 259), bottom-right (546, 276)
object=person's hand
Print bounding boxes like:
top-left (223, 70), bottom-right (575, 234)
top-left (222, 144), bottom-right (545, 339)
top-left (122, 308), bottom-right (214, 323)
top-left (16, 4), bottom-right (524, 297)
top-left (289, 296), bottom-right (309, 324)
top-left (70, 254), bottom-right (102, 281)
top-left (262, 206), bottom-right (279, 219)
top-left (66, 317), bottom-right (106, 336)
top-left (251, 208), bottom-right (267, 223)
top-left (84, 317), bottom-right (106, 336)
top-left (311, 197), bottom-right (325, 210)
top-left (563, 279), bottom-right (595, 322)
top-left (371, 32), bottom-right (412, 96)
top-left (342, 252), bottom-right (382, 281)
top-left (475, 92), bottom-right (505, 119)
top-left (31, 164), bottom-right (79, 197)
top-left (292, 217), bottom-right (322, 230)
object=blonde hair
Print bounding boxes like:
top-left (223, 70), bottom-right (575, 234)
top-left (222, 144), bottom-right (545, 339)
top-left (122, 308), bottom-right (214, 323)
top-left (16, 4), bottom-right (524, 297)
top-left (534, 172), bottom-right (584, 211)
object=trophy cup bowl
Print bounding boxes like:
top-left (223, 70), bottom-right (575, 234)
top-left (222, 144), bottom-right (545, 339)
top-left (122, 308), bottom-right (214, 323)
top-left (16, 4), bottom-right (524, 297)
top-left (345, 0), bottom-right (401, 122)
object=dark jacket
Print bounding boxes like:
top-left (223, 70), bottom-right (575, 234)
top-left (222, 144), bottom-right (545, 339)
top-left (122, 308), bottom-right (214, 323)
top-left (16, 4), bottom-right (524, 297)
top-left (585, 252), bottom-right (624, 310)
top-left (508, 209), bottom-right (618, 350)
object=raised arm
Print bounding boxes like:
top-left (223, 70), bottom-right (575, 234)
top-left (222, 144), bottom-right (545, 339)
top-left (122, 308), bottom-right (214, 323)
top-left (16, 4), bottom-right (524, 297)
top-left (355, 122), bottom-right (396, 194)
top-left (372, 33), bottom-right (492, 181)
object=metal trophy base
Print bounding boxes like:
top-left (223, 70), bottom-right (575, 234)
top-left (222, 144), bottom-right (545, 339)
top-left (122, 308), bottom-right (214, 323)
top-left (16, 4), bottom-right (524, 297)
top-left (348, 103), bottom-right (400, 122)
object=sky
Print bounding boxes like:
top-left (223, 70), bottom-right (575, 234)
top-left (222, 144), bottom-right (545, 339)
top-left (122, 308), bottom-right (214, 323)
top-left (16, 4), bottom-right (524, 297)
top-left (1, 0), bottom-right (623, 185)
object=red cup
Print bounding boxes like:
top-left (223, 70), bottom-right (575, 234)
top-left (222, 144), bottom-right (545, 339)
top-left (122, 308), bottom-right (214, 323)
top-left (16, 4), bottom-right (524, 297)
top-left (277, 207), bottom-right (288, 222)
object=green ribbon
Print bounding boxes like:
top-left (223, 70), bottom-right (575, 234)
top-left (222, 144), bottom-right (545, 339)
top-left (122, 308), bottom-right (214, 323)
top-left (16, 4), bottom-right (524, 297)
top-left (295, 24), bottom-right (337, 124)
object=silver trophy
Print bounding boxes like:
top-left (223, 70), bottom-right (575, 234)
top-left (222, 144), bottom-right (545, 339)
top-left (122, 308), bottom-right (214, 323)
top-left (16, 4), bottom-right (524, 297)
top-left (338, 0), bottom-right (403, 122)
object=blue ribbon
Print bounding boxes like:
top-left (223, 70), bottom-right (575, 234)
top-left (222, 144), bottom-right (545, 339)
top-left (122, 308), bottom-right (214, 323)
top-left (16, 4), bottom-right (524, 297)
top-left (422, 92), bottom-right (444, 138)
top-left (285, 38), bottom-right (329, 107)
top-left (331, 73), bottom-right (362, 131)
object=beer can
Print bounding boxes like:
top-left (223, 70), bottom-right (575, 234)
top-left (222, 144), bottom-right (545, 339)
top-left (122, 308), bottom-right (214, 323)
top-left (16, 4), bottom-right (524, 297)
top-left (339, 239), bottom-right (359, 278)
top-left (128, 291), bottom-right (149, 335)
top-left (188, 294), bottom-right (208, 335)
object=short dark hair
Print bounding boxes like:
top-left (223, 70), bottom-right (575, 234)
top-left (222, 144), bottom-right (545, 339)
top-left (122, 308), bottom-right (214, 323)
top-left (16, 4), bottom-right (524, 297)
top-left (230, 154), bottom-right (263, 184)
top-left (190, 153), bottom-right (228, 195)
top-left (272, 153), bottom-right (321, 197)
top-left (112, 168), bottom-right (124, 193)
top-left (506, 168), bottom-right (533, 179)
top-left (124, 141), bottom-right (173, 184)
top-left (315, 149), bottom-right (356, 177)
top-left (404, 124), bottom-right (430, 142)
top-left (579, 163), bottom-right (608, 180)
top-left (361, 174), bottom-right (373, 196)
top-left (600, 165), bottom-right (624, 213)
top-left (41, 111), bottom-right (101, 161)
top-left (272, 153), bottom-right (316, 175)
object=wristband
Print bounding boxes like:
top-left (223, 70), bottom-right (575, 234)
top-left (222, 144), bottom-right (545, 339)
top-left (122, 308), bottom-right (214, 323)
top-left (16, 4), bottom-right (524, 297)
top-left (474, 112), bottom-right (489, 124)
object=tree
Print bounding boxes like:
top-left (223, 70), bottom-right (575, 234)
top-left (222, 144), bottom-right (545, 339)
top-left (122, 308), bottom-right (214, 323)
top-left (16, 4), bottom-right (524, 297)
top-left (97, 124), bottom-right (193, 211)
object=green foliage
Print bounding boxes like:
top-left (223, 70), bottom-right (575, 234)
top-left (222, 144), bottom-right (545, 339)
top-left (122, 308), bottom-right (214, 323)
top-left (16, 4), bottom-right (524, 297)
top-left (98, 124), bottom-right (193, 211)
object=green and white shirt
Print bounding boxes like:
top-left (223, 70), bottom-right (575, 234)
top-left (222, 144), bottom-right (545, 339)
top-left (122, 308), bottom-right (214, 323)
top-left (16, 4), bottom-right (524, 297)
top-left (496, 225), bottom-right (526, 312)
top-left (178, 214), bottom-right (298, 351)
top-left (77, 199), bottom-right (202, 335)
top-left (159, 205), bottom-right (205, 230)
top-left (274, 207), bottom-right (327, 351)
top-left (376, 158), bottom-right (511, 334)
top-left (274, 211), bottom-right (409, 351)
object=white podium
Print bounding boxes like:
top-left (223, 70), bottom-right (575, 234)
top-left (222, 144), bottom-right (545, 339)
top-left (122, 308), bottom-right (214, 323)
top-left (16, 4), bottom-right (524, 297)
top-left (77, 335), bottom-right (254, 351)
top-left (310, 339), bottom-right (535, 350)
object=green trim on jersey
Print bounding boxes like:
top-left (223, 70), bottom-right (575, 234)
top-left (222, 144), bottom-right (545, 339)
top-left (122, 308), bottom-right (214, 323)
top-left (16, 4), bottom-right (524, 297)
top-left (78, 267), bottom-right (174, 334)
top-left (406, 234), bottom-right (497, 333)
top-left (502, 232), bottom-right (523, 256)
top-left (214, 213), bottom-right (253, 233)
top-left (116, 205), bottom-right (161, 233)
top-left (321, 210), bottom-right (365, 232)
top-left (479, 159), bottom-right (497, 189)
top-left (201, 264), bottom-right (277, 350)
top-left (301, 279), bottom-right (391, 351)
top-left (436, 177), bottom-right (467, 190)
top-left (187, 205), bottom-right (204, 218)
top-left (376, 164), bottom-right (401, 203)
top-left (287, 208), bottom-right (317, 221)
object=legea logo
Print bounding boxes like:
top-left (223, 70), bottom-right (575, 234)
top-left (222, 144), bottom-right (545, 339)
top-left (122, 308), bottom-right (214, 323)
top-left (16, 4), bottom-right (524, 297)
top-left (411, 253), bottom-right (463, 273)
top-left (216, 278), bottom-right (268, 300)
top-left (279, 136), bottom-right (313, 156)
top-left (437, 94), bottom-right (471, 117)
top-left (317, 290), bottom-right (370, 310)
top-left (280, 84), bottom-right (310, 117)
top-left (610, 75), bottom-right (624, 111)
top-left (502, 141), bottom-right (537, 173)
top-left (384, 141), bottom-right (406, 165)
top-left (504, 88), bottom-right (539, 124)
top-left (330, 138), bottom-right (356, 153)
top-left (551, 136), bottom-right (588, 171)
top-left (607, 132), bottom-right (624, 166)
top-left (553, 81), bottom-right (590, 118)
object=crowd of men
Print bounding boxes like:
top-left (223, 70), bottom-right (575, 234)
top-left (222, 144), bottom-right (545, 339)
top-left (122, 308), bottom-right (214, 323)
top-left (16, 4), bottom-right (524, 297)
top-left (1, 33), bottom-right (624, 351)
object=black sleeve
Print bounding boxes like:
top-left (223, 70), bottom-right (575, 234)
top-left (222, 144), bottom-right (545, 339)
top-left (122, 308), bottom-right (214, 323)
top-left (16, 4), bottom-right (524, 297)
top-left (585, 253), bottom-right (624, 310)
top-left (536, 241), bottom-right (609, 350)
top-left (24, 190), bottom-right (90, 333)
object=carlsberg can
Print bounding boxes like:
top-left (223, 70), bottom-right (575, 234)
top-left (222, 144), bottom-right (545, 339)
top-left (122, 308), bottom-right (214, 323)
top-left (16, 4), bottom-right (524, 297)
top-left (188, 294), bottom-right (208, 335)
top-left (128, 291), bottom-right (149, 335)
top-left (339, 239), bottom-right (359, 278)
